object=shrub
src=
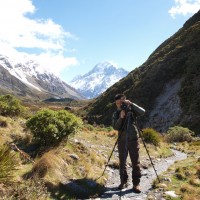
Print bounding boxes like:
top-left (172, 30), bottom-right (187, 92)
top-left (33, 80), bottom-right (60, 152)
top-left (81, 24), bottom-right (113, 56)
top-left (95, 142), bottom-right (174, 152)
top-left (106, 126), bottom-right (114, 132)
top-left (26, 109), bottom-right (82, 146)
top-left (0, 94), bottom-right (26, 117)
top-left (85, 124), bottom-right (95, 131)
top-left (0, 145), bottom-right (18, 183)
top-left (165, 126), bottom-right (194, 143)
top-left (141, 128), bottom-right (161, 146)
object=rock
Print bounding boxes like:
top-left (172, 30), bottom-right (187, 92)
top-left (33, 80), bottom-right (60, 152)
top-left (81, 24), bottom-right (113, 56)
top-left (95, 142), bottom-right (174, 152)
top-left (158, 183), bottom-right (167, 188)
top-left (141, 163), bottom-right (149, 169)
top-left (112, 194), bottom-right (119, 199)
top-left (147, 194), bottom-right (154, 200)
top-left (163, 177), bottom-right (172, 182)
top-left (74, 139), bottom-right (79, 143)
top-left (69, 154), bottom-right (79, 160)
top-left (165, 191), bottom-right (178, 197)
top-left (106, 167), bottom-right (114, 174)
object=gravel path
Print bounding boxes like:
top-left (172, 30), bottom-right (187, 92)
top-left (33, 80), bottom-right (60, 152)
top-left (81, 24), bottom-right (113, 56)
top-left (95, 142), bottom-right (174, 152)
top-left (97, 149), bottom-right (187, 200)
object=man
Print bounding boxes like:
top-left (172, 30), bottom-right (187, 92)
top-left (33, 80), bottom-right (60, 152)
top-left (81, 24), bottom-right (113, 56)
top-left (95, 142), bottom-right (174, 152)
top-left (112, 93), bottom-right (145, 193)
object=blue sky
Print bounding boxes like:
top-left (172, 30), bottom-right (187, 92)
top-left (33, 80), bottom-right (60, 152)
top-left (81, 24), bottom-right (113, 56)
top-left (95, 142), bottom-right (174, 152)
top-left (0, 0), bottom-right (200, 82)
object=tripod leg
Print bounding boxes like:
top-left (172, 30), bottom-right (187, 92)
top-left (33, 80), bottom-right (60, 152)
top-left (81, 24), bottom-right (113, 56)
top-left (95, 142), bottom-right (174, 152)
top-left (95, 136), bottom-right (119, 180)
top-left (137, 127), bottom-right (160, 183)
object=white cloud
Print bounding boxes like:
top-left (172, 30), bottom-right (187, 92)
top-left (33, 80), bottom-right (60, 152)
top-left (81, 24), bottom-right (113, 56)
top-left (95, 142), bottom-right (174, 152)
top-left (169, 0), bottom-right (200, 18)
top-left (0, 0), bottom-right (78, 76)
top-left (31, 53), bottom-right (78, 76)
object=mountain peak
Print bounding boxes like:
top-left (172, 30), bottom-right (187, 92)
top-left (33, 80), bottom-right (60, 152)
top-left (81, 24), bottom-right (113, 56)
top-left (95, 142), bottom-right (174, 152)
top-left (69, 61), bottom-right (129, 99)
top-left (93, 61), bottom-right (118, 71)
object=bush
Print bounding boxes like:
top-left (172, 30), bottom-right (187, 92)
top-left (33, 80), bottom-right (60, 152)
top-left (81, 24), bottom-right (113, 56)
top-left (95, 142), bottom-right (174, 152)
top-left (106, 126), bottom-right (114, 132)
top-left (0, 94), bottom-right (26, 117)
top-left (142, 128), bottom-right (161, 146)
top-left (85, 124), bottom-right (95, 131)
top-left (165, 126), bottom-right (194, 143)
top-left (0, 145), bottom-right (18, 183)
top-left (26, 109), bottom-right (82, 146)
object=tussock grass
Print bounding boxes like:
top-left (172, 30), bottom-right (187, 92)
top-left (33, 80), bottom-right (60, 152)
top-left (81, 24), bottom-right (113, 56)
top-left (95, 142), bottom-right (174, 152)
top-left (24, 150), bottom-right (67, 183)
top-left (0, 145), bottom-right (19, 184)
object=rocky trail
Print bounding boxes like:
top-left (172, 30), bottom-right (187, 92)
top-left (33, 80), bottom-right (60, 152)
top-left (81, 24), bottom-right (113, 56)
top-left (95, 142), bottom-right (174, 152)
top-left (96, 149), bottom-right (187, 200)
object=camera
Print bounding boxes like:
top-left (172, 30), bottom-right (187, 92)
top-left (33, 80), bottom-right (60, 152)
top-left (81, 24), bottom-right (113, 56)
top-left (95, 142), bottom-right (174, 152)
top-left (121, 102), bottom-right (131, 111)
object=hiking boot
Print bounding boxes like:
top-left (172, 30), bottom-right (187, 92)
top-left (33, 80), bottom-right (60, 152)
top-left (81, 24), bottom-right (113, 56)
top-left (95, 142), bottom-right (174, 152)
top-left (133, 184), bottom-right (141, 193)
top-left (118, 182), bottom-right (128, 190)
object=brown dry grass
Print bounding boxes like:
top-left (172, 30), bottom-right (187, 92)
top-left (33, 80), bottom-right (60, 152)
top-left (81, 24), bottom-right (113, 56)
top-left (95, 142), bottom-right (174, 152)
top-left (25, 150), bottom-right (68, 183)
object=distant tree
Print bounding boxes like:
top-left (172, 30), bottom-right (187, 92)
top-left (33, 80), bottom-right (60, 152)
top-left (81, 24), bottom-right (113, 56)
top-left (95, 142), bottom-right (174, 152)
top-left (0, 94), bottom-right (26, 117)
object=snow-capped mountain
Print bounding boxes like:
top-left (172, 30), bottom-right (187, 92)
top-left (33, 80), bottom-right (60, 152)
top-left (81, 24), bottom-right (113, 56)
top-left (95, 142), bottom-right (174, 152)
top-left (69, 61), bottom-right (129, 99)
top-left (0, 54), bottom-right (84, 100)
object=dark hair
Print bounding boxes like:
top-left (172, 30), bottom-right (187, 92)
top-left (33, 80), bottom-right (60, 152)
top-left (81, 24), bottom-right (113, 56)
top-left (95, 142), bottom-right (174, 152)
top-left (114, 93), bottom-right (126, 101)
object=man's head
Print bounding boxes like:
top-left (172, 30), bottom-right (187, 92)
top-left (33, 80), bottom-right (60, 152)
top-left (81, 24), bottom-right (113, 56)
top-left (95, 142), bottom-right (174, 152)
top-left (115, 93), bottom-right (126, 109)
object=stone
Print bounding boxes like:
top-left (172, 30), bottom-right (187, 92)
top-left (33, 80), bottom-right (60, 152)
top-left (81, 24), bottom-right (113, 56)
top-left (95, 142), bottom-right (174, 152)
top-left (158, 183), bottom-right (167, 188)
top-left (165, 191), bottom-right (178, 197)
top-left (163, 177), bottom-right (172, 182)
top-left (69, 154), bottom-right (79, 160)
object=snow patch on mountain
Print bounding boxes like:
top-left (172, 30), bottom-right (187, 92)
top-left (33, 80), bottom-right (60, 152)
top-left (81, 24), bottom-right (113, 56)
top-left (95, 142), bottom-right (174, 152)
top-left (69, 61), bottom-right (129, 99)
top-left (0, 54), bottom-right (84, 100)
top-left (0, 55), bottom-right (48, 91)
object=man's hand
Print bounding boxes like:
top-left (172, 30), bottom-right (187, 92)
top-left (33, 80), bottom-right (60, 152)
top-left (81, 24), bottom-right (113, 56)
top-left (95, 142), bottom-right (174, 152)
top-left (120, 110), bottom-right (126, 119)
top-left (125, 100), bottom-right (132, 105)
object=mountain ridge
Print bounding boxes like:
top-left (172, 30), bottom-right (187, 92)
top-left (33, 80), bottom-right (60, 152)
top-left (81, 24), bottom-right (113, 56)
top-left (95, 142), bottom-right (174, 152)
top-left (0, 54), bottom-right (84, 100)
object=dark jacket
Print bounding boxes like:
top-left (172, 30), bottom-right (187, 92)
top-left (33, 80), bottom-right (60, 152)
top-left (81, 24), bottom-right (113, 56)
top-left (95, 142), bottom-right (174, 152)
top-left (112, 103), bottom-right (145, 140)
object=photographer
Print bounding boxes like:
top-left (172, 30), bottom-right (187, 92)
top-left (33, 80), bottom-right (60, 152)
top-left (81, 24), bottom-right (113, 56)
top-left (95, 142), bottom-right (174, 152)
top-left (112, 93), bottom-right (145, 193)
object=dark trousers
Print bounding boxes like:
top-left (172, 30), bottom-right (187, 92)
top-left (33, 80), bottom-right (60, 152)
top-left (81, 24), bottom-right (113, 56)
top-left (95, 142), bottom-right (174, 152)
top-left (118, 138), bottom-right (141, 185)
